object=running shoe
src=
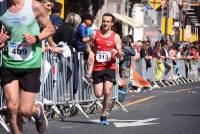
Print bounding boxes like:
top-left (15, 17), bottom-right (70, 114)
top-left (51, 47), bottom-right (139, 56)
top-left (82, 76), bottom-right (93, 85)
top-left (34, 101), bottom-right (48, 133)
top-left (100, 116), bottom-right (109, 125)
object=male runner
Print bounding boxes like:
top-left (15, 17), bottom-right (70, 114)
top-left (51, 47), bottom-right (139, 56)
top-left (90, 13), bottom-right (123, 125)
top-left (0, 0), bottom-right (55, 133)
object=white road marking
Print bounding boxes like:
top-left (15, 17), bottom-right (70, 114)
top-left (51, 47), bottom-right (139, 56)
top-left (90, 118), bottom-right (159, 128)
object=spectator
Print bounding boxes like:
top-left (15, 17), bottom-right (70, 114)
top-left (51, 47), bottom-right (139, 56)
top-left (161, 41), bottom-right (171, 78)
top-left (120, 35), bottom-right (135, 84)
top-left (75, 12), bottom-right (95, 84)
top-left (140, 40), bottom-right (153, 69)
top-left (53, 13), bottom-right (81, 45)
top-left (50, 2), bottom-right (64, 27)
top-left (75, 12), bottom-right (94, 52)
top-left (153, 41), bottom-right (165, 81)
top-left (52, 13), bottom-right (82, 94)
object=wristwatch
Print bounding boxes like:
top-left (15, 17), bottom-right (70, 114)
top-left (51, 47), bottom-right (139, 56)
top-left (34, 35), bottom-right (40, 44)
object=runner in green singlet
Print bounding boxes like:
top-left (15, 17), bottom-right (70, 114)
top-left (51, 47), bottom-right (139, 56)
top-left (0, 0), bottom-right (55, 133)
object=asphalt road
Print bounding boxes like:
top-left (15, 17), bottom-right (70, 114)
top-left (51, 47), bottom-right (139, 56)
top-left (1, 82), bottom-right (200, 134)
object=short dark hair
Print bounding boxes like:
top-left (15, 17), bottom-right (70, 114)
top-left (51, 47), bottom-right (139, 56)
top-left (51, 2), bottom-right (62, 13)
top-left (102, 13), bottom-right (115, 22)
top-left (81, 12), bottom-right (94, 22)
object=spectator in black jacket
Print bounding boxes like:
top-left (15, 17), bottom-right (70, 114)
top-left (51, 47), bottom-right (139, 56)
top-left (53, 13), bottom-right (81, 45)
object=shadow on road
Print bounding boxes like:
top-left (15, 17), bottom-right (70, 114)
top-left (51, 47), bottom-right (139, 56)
top-left (60, 119), bottom-right (99, 125)
top-left (171, 113), bottom-right (200, 117)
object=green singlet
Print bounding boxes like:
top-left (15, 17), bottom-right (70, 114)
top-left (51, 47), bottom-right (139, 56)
top-left (0, 0), bottom-right (42, 69)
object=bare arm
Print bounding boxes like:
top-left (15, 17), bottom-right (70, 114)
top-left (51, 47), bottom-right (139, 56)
top-left (30, 0), bottom-right (55, 43)
top-left (114, 33), bottom-right (123, 61)
top-left (0, 24), bottom-right (10, 48)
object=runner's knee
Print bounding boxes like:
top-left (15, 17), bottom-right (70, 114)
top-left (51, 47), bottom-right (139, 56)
top-left (95, 92), bottom-right (103, 98)
top-left (7, 102), bottom-right (19, 114)
top-left (104, 90), bottom-right (112, 96)
top-left (19, 105), bottom-right (33, 117)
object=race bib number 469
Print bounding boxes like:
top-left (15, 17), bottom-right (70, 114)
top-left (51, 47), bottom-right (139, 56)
top-left (8, 42), bottom-right (32, 61)
top-left (96, 51), bottom-right (111, 62)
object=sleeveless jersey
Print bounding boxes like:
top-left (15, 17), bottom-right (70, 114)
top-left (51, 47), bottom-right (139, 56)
top-left (93, 30), bottom-right (116, 71)
top-left (0, 0), bottom-right (42, 69)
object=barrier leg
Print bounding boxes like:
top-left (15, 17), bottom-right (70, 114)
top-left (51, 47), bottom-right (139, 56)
top-left (51, 104), bottom-right (65, 121)
top-left (152, 81), bottom-right (160, 88)
top-left (74, 103), bottom-right (89, 118)
top-left (84, 99), bottom-right (104, 114)
top-left (159, 81), bottom-right (167, 87)
top-left (165, 81), bottom-right (172, 86)
top-left (0, 115), bottom-right (10, 132)
top-left (113, 99), bottom-right (128, 112)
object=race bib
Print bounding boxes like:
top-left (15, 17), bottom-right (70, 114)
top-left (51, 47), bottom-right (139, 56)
top-left (8, 42), bottom-right (32, 61)
top-left (96, 51), bottom-right (111, 62)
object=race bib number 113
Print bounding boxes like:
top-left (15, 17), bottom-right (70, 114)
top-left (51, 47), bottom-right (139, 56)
top-left (96, 51), bottom-right (111, 62)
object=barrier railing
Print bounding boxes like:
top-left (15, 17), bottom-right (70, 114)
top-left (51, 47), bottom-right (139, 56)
top-left (130, 57), bottom-right (200, 89)
top-left (0, 50), bottom-right (10, 132)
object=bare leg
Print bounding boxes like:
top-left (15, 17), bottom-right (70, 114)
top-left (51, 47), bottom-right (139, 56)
top-left (19, 90), bottom-right (38, 118)
top-left (93, 82), bottom-right (103, 98)
top-left (101, 81), bottom-right (113, 116)
top-left (20, 89), bottom-right (48, 133)
top-left (87, 52), bottom-right (94, 76)
top-left (3, 80), bottom-right (22, 134)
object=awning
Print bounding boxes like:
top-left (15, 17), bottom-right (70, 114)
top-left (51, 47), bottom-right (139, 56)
top-left (112, 13), bottom-right (147, 28)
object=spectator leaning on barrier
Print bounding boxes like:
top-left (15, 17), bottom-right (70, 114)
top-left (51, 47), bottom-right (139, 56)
top-left (169, 44), bottom-right (178, 78)
top-left (53, 13), bottom-right (81, 45)
top-left (120, 35), bottom-right (135, 84)
top-left (0, 0), bottom-right (55, 133)
top-left (140, 40), bottom-right (153, 70)
top-left (52, 13), bottom-right (82, 94)
top-left (153, 41), bottom-right (165, 81)
top-left (90, 13), bottom-right (123, 125)
top-left (161, 41), bottom-right (171, 78)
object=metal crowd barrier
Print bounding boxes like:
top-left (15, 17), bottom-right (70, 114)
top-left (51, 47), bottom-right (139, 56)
top-left (0, 50), bottom-right (10, 132)
top-left (0, 89), bottom-right (10, 132)
top-left (38, 51), bottom-right (127, 120)
top-left (130, 57), bottom-right (200, 89)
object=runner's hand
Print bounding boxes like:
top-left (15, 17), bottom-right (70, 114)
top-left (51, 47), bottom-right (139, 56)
top-left (51, 46), bottom-right (63, 53)
top-left (111, 48), bottom-right (118, 58)
top-left (0, 30), bottom-right (9, 44)
top-left (23, 34), bottom-right (38, 45)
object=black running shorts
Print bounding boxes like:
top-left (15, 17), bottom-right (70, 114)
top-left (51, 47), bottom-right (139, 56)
top-left (1, 67), bottom-right (41, 93)
top-left (92, 69), bottom-right (116, 84)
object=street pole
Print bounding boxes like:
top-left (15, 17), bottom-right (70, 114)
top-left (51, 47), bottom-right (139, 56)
top-left (178, 5), bottom-right (181, 42)
top-left (164, 0), bottom-right (169, 40)
top-left (182, 10), bottom-right (185, 42)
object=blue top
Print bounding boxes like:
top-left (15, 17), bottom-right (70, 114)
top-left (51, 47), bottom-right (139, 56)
top-left (78, 23), bottom-right (88, 38)
top-left (87, 27), bottom-right (95, 37)
top-left (75, 23), bottom-right (88, 51)
top-left (49, 13), bottom-right (64, 27)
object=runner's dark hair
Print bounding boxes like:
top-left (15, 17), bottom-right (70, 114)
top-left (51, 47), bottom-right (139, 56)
top-left (102, 13), bottom-right (115, 23)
